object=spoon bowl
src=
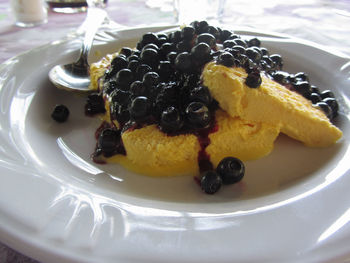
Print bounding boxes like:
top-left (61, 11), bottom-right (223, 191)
top-left (49, 7), bottom-right (107, 92)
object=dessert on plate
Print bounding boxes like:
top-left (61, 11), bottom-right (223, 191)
top-left (80, 21), bottom-right (342, 193)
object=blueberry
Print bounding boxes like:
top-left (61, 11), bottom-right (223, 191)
top-left (136, 41), bottom-right (143, 51)
top-left (119, 47), bottom-right (133, 57)
top-left (154, 94), bottom-right (172, 116)
top-left (167, 51), bottom-right (178, 64)
top-left (320, 90), bottom-right (335, 99)
top-left (182, 74), bottom-right (200, 88)
top-left (135, 64), bottom-right (152, 80)
top-left (176, 40), bottom-right (192, 53)
top-left (223, 47), bottom-right (238, 57)
top-left (141, 32), bottom-right (159, 46)
top-left (157, 33), bottom-right (169, 41)
top-left (159, 42), bottom-right (175, 58)
top-left (271, 71), bottom-right (290, 85)
top-left (190, 21), bottom-right (199, 30)
top-left (315, 101), bottom-right (333, 119)
top-left (245, 69), bottom-right (262, 88)
top-left (154, 83), bottom-right (178, 114)
top-left (233, 39), bottom-right (247, 48)
top-left (142, 71), bottom-right (159, 89)
top-left (132, 50), bottom-right (141, 57)
top-left (216, 157), bottom-right (245, 184)
top-left (236, 54), bottom-right (249, 67)
top-left (160, 106), bottom-right (184, 133)
top-left (97, 128), bottom-right (120, 156)
top-left (195, 20), bottom-right (209, 34)
top-left (200, 170), bottom-right (222, 194)
top-left (311, 85), bottom-right (321, 94)
top-left (189, 85), bottom-right (212, 105)
top-left (104, 67), bottom-right (117, 80)
top-left (196, 33), bottom-right (216, 48)
top-left (309, 92), bottom-right (322, 104)
top-left (169, 30), bottom-right (182, 43)
top-left (110, 89), bottom-right (130, 106)
top-left (293, 81), bottom-right (312, 98)
top-left (105, 56), bottom-right (128, 79)
top-left (191, 42), bottom-right (211, 65)
top-left (142, 43), bottom-right (159, 52)
top-left (175, 52), bottom-right (193, 73)
top-left (130, 80), bottom-right (146, 97)
top-left (245, 47), bottom-right (262, 62)
top-left (181, 26), bottom-right (195, 40)
top-left (207, 26), bottom-right (220, 39)
top-left (210, 50), bottom-right (222, 59)
top-left (111, 103), bottom-right (130, 124)
top-left (227, 34), bottom-right (240, 40)
top-left (140, 48), bottom-right (159, 68)
top-left (51, 104), bottom-right (69, 122)
top-left (217, 51), bottom-right (235, 67)
top-left (85, 93), bottom-right (105, 115)
top-left (157, 37), bottom-right (168, 47)
top-left (247, 37), bottom-right (261, 47)
top-left (185, 101), bottom-right (211, 128)
top-left (269, 54), bottom-right (283, 70)
top-left (115, 68), bottom-right (134, 89)
top-left (158, 61), bottom-right (173, 81)
top-left (294, 72), bottom-right (309, 82)
top-left (323, 97), bottom-right (339, 119)
top-left (260, 55), bottom-right (274, 71)
top-left (127, 54), bottom-right (140, 63)
top-left (231, 45), bottom-right (246, 55)
top-left (111, 55), bottom-right (128, 72)
top-left (127, 60), bottom-right (140, 73)
top-left (259, 47), bottom-right (269, 56)
top-left (243, 59), bottom-right (257, 72)
top-left (129, 96), bottom-right (151, 121)
top-left (102, 79), bottom-right (118, 95)
top-left (219, 29), bottom-right (233, 42)
top-left (223, 40), bottom-right (236, 49)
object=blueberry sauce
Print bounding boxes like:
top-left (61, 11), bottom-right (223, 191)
top-left (197, 122), bottom-right (218, 173)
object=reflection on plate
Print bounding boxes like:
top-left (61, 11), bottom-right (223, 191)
top-left (0, 25), bottom-right (350, 263)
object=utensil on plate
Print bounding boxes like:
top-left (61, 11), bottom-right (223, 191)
top-left (49, 1), bottom-right (107, 91)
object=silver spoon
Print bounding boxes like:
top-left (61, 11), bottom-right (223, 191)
top-left (49, 3), bottom-right (107, 92)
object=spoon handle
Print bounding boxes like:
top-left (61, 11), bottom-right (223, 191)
top-left (76, 6), bottom-right (107, 66)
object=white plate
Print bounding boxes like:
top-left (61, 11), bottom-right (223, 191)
top-left (0, 25), bottom-right (350, 263)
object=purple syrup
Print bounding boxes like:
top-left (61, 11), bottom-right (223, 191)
top-left (196, 121), bottom-right (218, 173)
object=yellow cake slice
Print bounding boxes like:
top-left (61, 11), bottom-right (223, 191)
top-left (202, 62), bottom-right (342, 147)
top-left (207, 110), bottom-right (280, 167)
top-left (104, 110), bottom-right (279, 177)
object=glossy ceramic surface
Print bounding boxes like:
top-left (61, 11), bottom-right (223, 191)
top-left (0, 25), bottom-right (350, 263)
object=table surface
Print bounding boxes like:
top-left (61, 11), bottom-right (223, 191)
top-left (0, 0), bottom-right (349, 262)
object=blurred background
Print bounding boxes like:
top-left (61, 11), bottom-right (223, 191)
top-left (1, 0), bottom-right (349, 64)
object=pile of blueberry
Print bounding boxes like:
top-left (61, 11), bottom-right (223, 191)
top-left (83, 20), bottom-right (340, 194)
top-left (270, 71), bottom-right (339, 120)
top-left (87, 21), bottom-right (281, 133)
